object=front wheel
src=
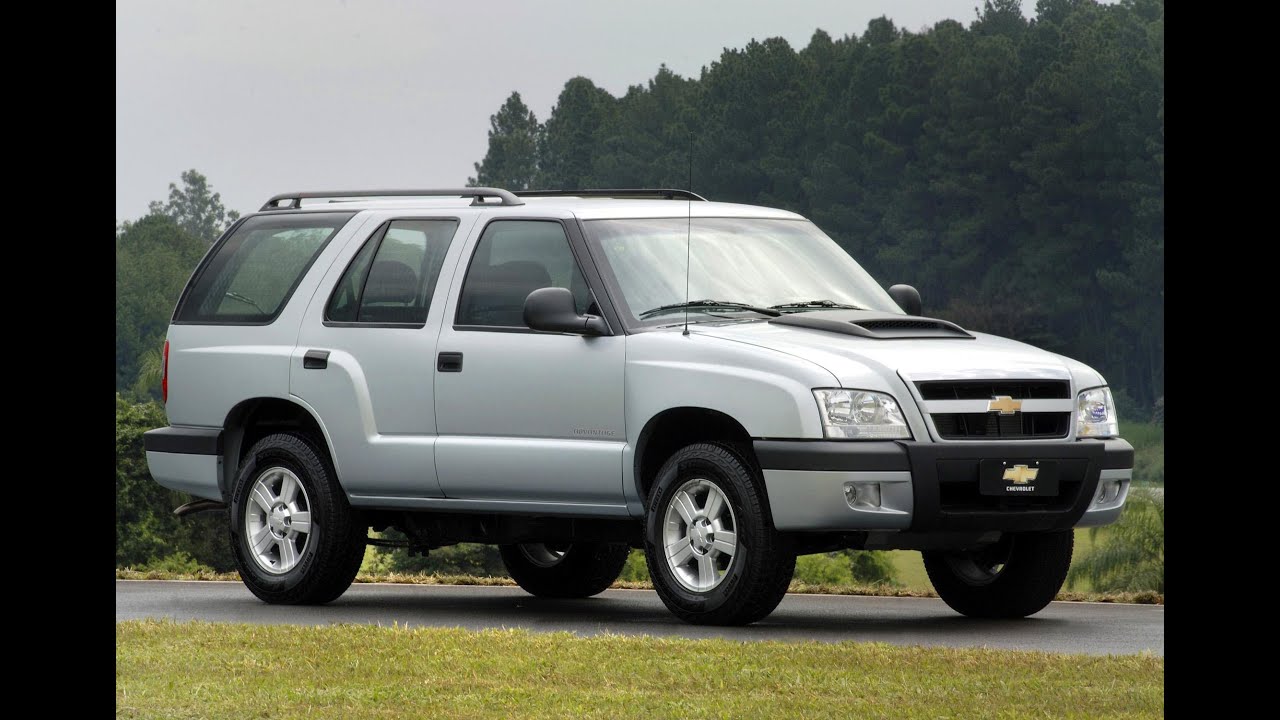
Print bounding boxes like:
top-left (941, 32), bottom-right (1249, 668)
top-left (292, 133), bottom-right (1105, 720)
top-left (498, 542), bottom-right (631, 598)
top-left (229, 432), bottom-right (367, 605)
top-left (922, 530), bottom-right (1073, 618)
top-left (644, 442), bottom-right (795, 626)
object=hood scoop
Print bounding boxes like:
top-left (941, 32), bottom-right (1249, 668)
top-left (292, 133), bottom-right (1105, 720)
top-left (769, 310), bottom-right (974, 340)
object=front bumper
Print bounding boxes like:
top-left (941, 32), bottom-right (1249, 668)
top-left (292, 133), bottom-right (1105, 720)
top-left (756, 438), bottom-right (1133, 533)
top-left (143, 426), bottom-right (224, 501)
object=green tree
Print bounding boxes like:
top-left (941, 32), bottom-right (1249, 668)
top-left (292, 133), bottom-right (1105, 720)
top-left (115, 215), bottom-right (205, 397)
top-left (537, 77), bottom-right (618, 188)
top-left (148, 169), bottom-right (241, 243)
top-left (468, 91), bottom-right (542, 190)
top-left (470, 0), bottom-right (1164, 410)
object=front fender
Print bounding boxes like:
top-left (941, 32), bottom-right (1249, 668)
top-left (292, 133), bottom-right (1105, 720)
top-left (622, 330), bottom-right (838, 509)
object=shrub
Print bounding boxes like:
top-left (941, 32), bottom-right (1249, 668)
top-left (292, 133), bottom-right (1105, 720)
top-left (1067, 489), bottom-right (1164, 592)
top-left (133, 551), bottom-right (213, 574)
top-left (619, 549), bottom-right (649, 581)
top-left (847, 550), bottom-right (898, 585)
top-left (793, 550), bottom-right (899, 586)
top-left (794, 553), bottom-right (855, 585)
top-left (379, 531), bottom-right (507, 576)
top-left (116, 393), bottom-right (237, 571)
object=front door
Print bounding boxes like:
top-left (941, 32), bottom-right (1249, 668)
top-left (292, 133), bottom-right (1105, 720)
top-left (434, 218), bottom-right (626, 508)
top-left (291, 214), bottom-right (474, 500)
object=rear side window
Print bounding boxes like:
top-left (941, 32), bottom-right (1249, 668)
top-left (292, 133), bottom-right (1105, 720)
top-left (176, 213), bottom-right (355, 324)
top-left (326, 219), bottom-right (460, 325)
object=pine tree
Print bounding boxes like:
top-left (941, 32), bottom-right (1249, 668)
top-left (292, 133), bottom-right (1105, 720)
top-left (468, 91), bottom-right (542, 190)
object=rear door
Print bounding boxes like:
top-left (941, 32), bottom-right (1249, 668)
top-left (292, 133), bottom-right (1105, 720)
top-left (291, 213), bottom-right (476, 500)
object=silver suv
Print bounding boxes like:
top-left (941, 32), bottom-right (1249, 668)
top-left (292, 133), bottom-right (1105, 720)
top-left (144, 187), bottom-right (1133, 625)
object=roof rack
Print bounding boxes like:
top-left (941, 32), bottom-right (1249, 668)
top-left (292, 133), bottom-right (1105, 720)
top-left (515, 188), bottom-right (707, 201)
top-left (259, 187), bottom-right (524, 211)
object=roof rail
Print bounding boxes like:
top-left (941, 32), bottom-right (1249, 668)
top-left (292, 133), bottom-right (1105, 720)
top-left (259, 187), bottom-right (524, 211)
top-left (514, 188), bottom-right (707, 201)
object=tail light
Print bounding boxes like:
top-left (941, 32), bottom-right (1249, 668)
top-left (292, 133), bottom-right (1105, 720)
top-left (162, 340), bottom-right (170, 404)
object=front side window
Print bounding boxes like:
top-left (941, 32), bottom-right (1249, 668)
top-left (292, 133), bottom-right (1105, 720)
top-left (325, 219), bottom-right (459, 325)
top-left (176, 212), bottom-right (355, 324)
top-left (456, 220), bottom-right (591, 328)
top-left (582, 217), bottom-right (903, 326)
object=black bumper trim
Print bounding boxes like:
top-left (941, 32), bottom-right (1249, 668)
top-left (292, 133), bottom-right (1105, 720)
top-left (143, 426), bottom-right (223, 456)
top-left (901, 440), bottom-right (1107, 533)
top-left (1098, 438), bottom-right (1135, 470)
top-left (754, 440), bottom-right (910, 472)
top-left (753, 437), bottom-right (1134, 533)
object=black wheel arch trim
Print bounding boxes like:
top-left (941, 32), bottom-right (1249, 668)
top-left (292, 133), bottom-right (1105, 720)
top-left (143, 426), bottom-right (223, 455)
top-left (752, 440), bottom-right (910, 472)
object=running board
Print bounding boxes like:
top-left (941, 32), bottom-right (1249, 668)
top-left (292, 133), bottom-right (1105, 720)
top-left (173, 499), bottom-right (227, 517)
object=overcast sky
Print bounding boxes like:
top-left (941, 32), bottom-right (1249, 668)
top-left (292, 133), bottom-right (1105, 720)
top-left (116, 0), bottom-right (1035, 222)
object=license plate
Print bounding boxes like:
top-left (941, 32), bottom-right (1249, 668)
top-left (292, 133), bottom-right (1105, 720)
top-left (979, 460), bottom-right (1059, 496)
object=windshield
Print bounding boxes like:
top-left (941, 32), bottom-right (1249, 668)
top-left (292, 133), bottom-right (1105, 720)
top-left (583, 217), bottom-right (902, 326)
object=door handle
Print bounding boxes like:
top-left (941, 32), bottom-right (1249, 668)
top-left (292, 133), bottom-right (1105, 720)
top-left (303, 350), bottom-right (330, 370)
top-left (437, 352), bottom-right (463, 373)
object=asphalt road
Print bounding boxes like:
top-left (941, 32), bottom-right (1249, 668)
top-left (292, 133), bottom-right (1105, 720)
top-left (117, 580), bottom-right (1162, 656)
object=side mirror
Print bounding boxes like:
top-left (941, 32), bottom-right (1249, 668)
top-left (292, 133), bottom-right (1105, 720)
top-left (888, 284), bottom-right (922, 316)
top-left (523, 287), bottom-right (610, 336)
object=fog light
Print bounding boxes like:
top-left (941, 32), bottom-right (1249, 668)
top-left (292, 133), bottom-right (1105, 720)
top-left (1098, 480), bottom-right (1122, 505)
top-left (845, 482), bottom-right (882, 509)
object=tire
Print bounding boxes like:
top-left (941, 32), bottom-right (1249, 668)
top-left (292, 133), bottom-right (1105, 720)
top-left (643, 442), bottom-right (795, 626)
top-left (498, 542), bottom-right (631, 598)
top-left (228, 432), bottom-right (366, 605)
top-left (922, 530), bottom-right (1073, 618)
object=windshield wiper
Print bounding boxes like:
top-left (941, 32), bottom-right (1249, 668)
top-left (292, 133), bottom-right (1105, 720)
top-left (639, 299), bottom-right (782, 319)
top-left (768, 299), bottom-right (866, 312)
top-left (224, 291), bottom-right (267, 314)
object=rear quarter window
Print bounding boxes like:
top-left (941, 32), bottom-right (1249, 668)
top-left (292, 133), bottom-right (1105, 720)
top-left (175, 212), bottom-right (355, 324)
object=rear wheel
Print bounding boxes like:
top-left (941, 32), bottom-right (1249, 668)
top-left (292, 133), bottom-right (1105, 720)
top-left (922, 530), bottom-right (1073, 618)
top-left (644, 442), bottom-right (795, 626)
top-left (498, 542), bottom-right (630, 598)
top-left (229, 433), bottom-right (366, 605)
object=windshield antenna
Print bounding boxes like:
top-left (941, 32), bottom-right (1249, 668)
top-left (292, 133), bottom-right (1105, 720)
top-left (683, 132), bottom-right (693, 336)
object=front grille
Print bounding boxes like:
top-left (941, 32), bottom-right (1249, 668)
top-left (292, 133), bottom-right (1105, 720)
top-left (919, 380), bottom-right (1071, 440)
top-left (932, 412), bottom-right (1071, 439)
top-left (917, 380), bottom-right (1070, 401)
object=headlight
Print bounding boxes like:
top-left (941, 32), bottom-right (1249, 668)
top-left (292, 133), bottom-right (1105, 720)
top-left (813, 389), bottom-right (911, 439)
top-left (1076, 386), bottom-right (1118, 438)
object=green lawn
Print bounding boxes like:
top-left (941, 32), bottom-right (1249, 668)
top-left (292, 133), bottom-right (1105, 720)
top-left (117, 620), bottom-right (1163, 719)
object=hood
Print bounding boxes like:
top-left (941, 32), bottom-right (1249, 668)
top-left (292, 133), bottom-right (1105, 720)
top-left (689, 311), bottom-right (1103, 391)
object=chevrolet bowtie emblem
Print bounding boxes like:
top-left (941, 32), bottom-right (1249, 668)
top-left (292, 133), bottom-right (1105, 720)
top-left (987, 395), bottom-right (1022, 415)
top-left (1003, 464), bottom-right (1039, 484)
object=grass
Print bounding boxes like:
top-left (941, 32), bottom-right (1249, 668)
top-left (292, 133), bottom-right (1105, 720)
top-left (116, 620), bottom-right (1163, 719)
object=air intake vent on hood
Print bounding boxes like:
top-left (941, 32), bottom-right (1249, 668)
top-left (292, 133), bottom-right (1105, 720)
top-left (769, 310), bottom-right (974, 339)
